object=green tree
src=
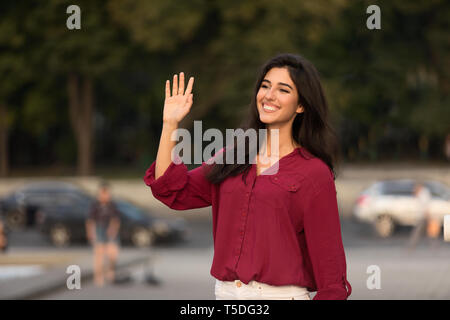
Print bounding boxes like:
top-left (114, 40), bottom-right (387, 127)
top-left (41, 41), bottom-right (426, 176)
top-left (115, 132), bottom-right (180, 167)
top-left (28, 0), bottom-right (128, 175)
top-left (0, 2), bottom-right (33, 176)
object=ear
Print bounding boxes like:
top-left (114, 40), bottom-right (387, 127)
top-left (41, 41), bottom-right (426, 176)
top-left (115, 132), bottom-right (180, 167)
top-left (296, 104), bottom-right (304, 114)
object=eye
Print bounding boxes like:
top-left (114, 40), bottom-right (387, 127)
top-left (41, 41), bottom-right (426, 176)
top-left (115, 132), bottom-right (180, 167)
top-left (261, 84), bottom-right (269, 88)
top-left (280, 89), bottom-right (289, 93)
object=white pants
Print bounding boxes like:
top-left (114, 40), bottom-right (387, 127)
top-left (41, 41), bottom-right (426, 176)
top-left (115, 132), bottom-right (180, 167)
top-left (215, 279), bottom-right (311, 300)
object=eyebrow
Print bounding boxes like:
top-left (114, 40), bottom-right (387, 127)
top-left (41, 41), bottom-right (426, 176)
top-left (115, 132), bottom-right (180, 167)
top-left (262, 79), bottom-right (293, 90)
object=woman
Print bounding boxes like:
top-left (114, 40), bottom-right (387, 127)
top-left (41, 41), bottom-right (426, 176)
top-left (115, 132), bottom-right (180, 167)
top-left (144, 53), bottom-right (352, 300)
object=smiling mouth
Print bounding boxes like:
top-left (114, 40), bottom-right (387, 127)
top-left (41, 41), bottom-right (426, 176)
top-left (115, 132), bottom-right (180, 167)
top-left (262, 103), bottom-right (280, 112)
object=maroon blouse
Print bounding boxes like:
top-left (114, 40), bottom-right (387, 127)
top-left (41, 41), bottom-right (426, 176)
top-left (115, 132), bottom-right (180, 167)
top-left (143, 147), bottom-right (352, 300)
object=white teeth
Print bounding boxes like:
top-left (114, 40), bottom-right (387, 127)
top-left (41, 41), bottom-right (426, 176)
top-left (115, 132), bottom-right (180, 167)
top-left (263, 104), bottom-right (278, 111)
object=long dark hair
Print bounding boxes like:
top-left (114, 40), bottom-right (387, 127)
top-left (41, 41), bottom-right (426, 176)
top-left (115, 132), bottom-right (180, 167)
top-left (203, 53), bottom-right (341, 184)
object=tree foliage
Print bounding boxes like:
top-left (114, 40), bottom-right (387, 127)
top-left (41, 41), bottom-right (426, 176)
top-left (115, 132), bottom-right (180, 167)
top-left (1, 0), bottom-right (449, 176)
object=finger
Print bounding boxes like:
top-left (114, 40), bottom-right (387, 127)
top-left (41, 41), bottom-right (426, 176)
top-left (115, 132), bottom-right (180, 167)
top-left (185, 94), bottom-right (193, 110)
top-left (185, 77), bottom-right (194, 96)
top-left (178, 72), bottom-right (185, 95)
top-left (172, 74), bottom-right (178, 96)
top-left (165, 80), bottom-right (170, 99)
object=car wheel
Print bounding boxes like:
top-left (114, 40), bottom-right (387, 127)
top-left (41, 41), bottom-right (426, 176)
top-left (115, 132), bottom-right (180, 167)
top-left (131, 227), bottom-right (155, 248)
top-left (5, 210), bottom-right (26, 230)
top-left (50, 224), bottom-right (71, 247)
top-left (374, 214), bottom-right (395, 238)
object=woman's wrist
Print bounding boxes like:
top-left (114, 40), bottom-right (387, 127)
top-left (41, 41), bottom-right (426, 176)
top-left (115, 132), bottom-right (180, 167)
top-left (162, 121), bottom-right (179, 131)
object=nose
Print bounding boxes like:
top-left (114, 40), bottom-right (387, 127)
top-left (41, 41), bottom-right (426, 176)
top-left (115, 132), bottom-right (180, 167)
top-left (264, 87), bottom-right (276, 100)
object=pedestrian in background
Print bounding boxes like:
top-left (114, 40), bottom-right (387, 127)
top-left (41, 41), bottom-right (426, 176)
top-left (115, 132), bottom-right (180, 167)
top-left (86, 181), bottom-right (121, 286)
top-left (0, 217), bottom-right (8, 252)
top-left (408, 182), bottom-right (431, 250)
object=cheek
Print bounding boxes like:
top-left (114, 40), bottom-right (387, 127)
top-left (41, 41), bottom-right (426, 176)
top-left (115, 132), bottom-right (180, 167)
top-left (280, 96), bottom-right (298, 110)
top-left (256, 90), bottom-right (265, 102)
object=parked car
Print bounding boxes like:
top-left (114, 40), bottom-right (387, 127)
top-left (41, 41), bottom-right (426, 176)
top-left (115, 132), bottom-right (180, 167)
top-left (352, 179), bottom-right (450, 238)
top-left (0, 181), bottom-right (88, 230)
top-left (38, 196), bottom-right (188, 247)
top-left (0, 181), bottom-right (188, 247)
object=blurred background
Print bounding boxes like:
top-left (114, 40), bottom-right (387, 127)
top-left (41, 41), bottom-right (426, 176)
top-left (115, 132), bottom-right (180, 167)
top-left (0, 0), bottom-right (449, 300)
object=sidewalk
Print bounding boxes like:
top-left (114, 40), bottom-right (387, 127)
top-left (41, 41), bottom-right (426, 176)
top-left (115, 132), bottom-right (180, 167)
top-left (346, 244), bottom-right (450, 299)
top-left (39, 247), bottom-right (217, 300)
top-left (0, 248), bottom-right (153, 300)
top-left (25, 244), bottom-right (450, 300)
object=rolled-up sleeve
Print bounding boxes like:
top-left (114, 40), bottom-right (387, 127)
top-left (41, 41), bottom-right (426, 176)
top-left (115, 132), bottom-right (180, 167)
top-left (143, 155), bottom-right (212, 210)
top-left (301, 172), bottom-right (352, 300)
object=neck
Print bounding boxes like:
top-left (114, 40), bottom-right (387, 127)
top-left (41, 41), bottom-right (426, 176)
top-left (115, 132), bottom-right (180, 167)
top-left (263, 122), bottom-right (299, 157)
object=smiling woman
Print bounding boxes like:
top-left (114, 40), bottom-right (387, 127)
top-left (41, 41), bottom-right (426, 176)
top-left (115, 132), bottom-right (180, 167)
top-left (144, 53), bottom-right (351, 300)
top-left (205, 53), bottom-right (340, 184)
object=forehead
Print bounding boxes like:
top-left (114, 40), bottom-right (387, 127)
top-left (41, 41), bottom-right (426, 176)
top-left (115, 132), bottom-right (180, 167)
top-left (263, 67), bottom-right (293, 84)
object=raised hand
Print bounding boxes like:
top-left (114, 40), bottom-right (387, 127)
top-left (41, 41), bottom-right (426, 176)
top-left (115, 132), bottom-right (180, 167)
top-left (163, 72), bottom-right (194, 125)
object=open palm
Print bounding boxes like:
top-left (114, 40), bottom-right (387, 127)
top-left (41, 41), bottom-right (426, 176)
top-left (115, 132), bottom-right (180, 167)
top-left (163, 72), bottom-right (194, 125)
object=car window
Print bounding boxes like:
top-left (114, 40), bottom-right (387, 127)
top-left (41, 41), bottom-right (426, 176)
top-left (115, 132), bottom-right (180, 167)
top-left (53, 192), bottom-right (93, 209)
top-left (380, 181), bottom-right (415, 196)
top-left (24, 192), bottom-right (57, 207)
top-left (115, 201), bottom-right (147, 220)
top-left (369, 182), bottom-right (383, 194)
top-left (425, 182), bottom-right (450, 199)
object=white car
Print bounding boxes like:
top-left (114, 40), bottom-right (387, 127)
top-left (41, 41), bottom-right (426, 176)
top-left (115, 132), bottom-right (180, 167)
top-left (352, 179), bottom-right (450, 238)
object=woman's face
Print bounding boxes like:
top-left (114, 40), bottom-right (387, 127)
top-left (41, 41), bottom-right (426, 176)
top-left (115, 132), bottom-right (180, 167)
top-left (256, 67), bottom-right (304, 127)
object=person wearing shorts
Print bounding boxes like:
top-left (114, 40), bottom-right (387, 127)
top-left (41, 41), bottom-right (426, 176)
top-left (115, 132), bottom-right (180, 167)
top-left (86, 182), bottom-right (121, 286)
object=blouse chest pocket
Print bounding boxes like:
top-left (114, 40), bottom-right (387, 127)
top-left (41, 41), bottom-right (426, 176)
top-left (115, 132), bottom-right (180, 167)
top-left (268, 174), bottom-right (304, 231)
top-left (269, 175), bottom-right (302, 193)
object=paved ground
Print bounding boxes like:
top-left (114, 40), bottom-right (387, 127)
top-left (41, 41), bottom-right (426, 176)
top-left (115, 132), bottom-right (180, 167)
top-left (35, 241), bottom-right (450, 300)
top-left (39, 247), bottom-right (217, 300)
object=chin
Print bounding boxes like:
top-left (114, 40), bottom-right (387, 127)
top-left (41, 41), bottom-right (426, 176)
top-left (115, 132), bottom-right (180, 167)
top-left (258, 110), bottom-right (278, 125)
top-left (259, 116), bottom-right (276, 125)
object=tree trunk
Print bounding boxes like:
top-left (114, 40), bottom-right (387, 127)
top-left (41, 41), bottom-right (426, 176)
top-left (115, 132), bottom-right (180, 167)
top-left (0, 103), bottom-right (9, 177)
top-left (67, 73), bottom-right (94, 176)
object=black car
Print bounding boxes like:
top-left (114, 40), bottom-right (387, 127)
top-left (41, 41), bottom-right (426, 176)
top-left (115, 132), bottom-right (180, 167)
top-left (0, 181), bottom-right (88, 230)
top-left (0, 181), bottom-right (187, 247)
top-left (39, 197), bottom-right (188, 247)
